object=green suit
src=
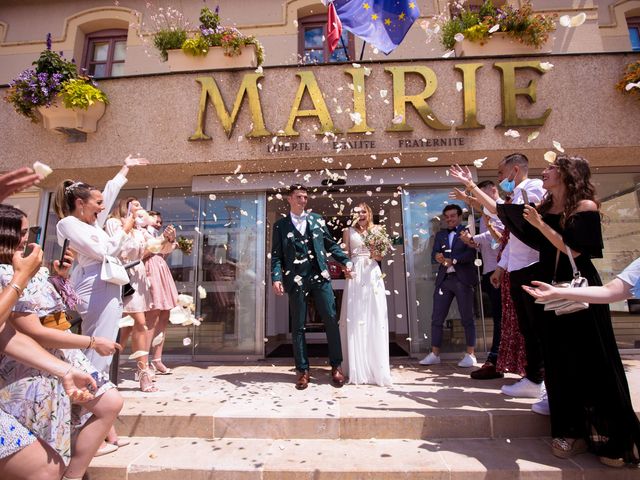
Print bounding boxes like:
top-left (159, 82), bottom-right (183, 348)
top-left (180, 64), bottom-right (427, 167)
top-left (271, 212), bottom-right (350, 372)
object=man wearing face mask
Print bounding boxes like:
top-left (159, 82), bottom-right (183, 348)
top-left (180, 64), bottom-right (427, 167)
top-left (449, 154), bottom-right (548, 411)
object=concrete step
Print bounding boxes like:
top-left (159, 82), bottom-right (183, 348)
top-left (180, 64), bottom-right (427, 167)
top-left (88, 436), bottom-right (640, 479)
top-left (114, 364), bottom-right (553, 440)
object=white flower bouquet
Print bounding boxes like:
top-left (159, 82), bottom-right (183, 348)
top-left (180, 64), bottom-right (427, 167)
top-left (363, 225), bottom-right (392, 258)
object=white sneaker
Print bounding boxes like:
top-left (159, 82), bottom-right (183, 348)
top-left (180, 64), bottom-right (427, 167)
top-left (419, 352), bottom-right (441, 365)
top-left (501, 378), bottom-right (543, 398)
top-left (457, 353), bottom-right (477, 368)
top-left (532, 383), bottom-right (550, 415)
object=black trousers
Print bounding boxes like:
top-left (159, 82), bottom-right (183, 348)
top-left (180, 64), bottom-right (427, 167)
top-left (508, 263), bottom-right (545, 384)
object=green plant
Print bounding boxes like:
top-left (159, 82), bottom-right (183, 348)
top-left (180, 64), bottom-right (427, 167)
top-left (4, 34), bottom-right (108, 123)
top-left (59, 77), bottom-right (109, 110)
top-left (149, 6), bottom-right (189, 61)
top-left (182, 35), bottom-right (210, 56)
top-left (439, 0), bottom-right (556, 50)
top-left (616, 61), bottom-right (640, 100)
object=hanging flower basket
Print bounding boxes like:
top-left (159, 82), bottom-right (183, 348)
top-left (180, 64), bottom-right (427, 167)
top-left (37, 97), bottom-right (106, 133)
top-left (454, 32), bottom-right (553, 57)
top-left (166, 44), bottom-right (258, 72)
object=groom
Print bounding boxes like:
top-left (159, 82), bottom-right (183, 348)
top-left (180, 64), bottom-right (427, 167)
top-left (271, 184), bottom-right (353, 390)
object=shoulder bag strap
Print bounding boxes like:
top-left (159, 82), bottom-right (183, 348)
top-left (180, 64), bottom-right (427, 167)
top-left (552, 249), bottom-right (561, 284)
top-left (565, 245), bottom-right (581, 279)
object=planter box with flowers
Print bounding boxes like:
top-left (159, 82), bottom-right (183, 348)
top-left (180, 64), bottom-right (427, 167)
top-left (441, 1), bottom-right (556, 58)
top-left (5, 34), bottom-right (108, 134)
top-left (152, 6), bottom-right (264, 72)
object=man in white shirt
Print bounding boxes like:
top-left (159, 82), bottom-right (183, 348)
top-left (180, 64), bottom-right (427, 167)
top-left (449, 154), bottom-right (548, 413)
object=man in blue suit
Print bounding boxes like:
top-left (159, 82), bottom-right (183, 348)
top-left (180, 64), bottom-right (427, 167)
top-left (271, 185), bottom-right (353, 390)
top-left (420, 204), bottom-right (479, 368)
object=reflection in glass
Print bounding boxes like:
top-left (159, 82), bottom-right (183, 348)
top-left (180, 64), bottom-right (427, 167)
top-left (329, 33), bottom-right (349, 62)
top-left (304, 27), bottom-right (324, 48)
top-left (113, 40), bottom-right (127, 61)
top-left (402, 188), bottom-right (485, 354)
top-left (91, 64), bottom-right (106, 78)
top-left (198, 194), bottom-right (261, 354)
top-left (93, 42), bottom-right (109, 61)
top-left (111, 63), bottom-right (125, 77)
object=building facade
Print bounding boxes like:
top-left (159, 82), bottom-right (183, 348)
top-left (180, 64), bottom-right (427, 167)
top-left (1, 0), bottom-right (639, 359)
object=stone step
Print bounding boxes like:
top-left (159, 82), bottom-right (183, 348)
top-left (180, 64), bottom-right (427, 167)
top-left (88, 436), bottom-right (638, 480)
top-left (114, 361), bottom-right (640, 441)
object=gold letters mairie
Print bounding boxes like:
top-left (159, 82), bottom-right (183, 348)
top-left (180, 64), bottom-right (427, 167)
top-left (282, 71), bottom-right (338, 136)
top-left (189, 74), bottom-right (270, 141)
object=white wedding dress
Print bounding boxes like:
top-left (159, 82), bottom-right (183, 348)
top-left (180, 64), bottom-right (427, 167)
top-left (339, 227), bottom-right (393, 386)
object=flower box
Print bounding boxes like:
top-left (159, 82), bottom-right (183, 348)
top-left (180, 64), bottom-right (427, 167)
top-left (37, 97), bottom-right (106, 133)
top-left (166, 44), bottom-right (258, 72)
top-left (454, 32), bottom-right (552, 57)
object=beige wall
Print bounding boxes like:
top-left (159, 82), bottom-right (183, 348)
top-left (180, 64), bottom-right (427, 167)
top-left (2, 0), bottom-right (639, 84)
top-left (1, 53), bottom-right (638, 190)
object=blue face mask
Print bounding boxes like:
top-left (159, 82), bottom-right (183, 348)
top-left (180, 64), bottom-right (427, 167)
top-left (499, 177), bottom-right (516, 193)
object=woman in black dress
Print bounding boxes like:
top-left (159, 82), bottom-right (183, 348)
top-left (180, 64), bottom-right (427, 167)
top-left (499, 154), bottom-right (640, 467)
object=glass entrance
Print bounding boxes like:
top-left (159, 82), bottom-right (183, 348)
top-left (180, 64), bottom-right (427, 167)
top-left (152, 188), bottom-right (265, 358)
top-left (264, 187), bottom-right (410, 358)
top-left (402, 187), bottom-right (490, 356)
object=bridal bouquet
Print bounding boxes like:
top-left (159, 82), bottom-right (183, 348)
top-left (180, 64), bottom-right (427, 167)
top-left (363, 225), bottom-right (392, 258)
top-left (176, 236), bottom-right (193, 255)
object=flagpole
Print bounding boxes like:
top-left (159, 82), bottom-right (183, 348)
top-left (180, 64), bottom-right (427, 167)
top-left (359, 41), bottom-right (366, 61)
top-left (340, 35), bottom-right (350, 62)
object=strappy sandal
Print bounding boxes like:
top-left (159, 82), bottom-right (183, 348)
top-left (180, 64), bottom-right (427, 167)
top-left (137, 361), bottom-right (158, 393)
top-left (551, 437), bottom-right (588, 459)
top-left (151, 358), bottom-right (172, 375)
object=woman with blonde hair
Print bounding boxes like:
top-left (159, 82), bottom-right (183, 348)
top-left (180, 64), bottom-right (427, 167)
top-left (339, 202), bottom-right (392, 386)
top-left (105, 199), bottom-right (157, 392)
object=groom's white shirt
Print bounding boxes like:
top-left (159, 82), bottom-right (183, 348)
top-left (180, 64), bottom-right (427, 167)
top-left (290, 211), bottom-right (309, 235)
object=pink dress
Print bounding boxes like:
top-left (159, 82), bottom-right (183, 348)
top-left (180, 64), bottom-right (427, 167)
top-left (105, 219), bottom-right (151, 314)
top-left (144, 241), bottom-right (178, 311)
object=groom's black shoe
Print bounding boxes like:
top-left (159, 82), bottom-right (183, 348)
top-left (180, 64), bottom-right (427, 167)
top-left (295, 370), bottom-right (310, 390)
top-left (331, 366), bottom-right (345, 387)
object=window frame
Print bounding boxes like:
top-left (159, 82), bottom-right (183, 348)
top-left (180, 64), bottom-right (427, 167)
top-left (82, 29), bottom-right (128, 78)
top-left (298, 14), bottom-right (356, 64)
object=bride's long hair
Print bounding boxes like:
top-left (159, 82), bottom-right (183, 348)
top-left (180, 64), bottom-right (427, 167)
top-left (352, 203), bottom-right (373, 232)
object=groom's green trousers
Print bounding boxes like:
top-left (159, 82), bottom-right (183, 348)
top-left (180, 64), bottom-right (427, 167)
top-left (288, 279), bottom-right (342, 372)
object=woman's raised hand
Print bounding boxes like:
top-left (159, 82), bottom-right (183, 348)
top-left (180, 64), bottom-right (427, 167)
top-left (12, 245), bottom-right (43, 283)
top-left (163, 225), bottom-right (176, 242)
top-left (522, 204), bottom-right (544, 229)
top-left (52, 249), bottom-right (75, 278)
top-left (124, 155), bottom-right (150, 167)
top-left (448, 164), bottom-right (474, 188)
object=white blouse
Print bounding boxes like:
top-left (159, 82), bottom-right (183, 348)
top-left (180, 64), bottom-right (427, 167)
top-left (56, 172), bottom-right (128, 268)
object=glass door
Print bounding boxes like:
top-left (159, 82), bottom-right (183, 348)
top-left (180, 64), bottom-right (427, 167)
top-left (402, 187), bottom-right (488, 356)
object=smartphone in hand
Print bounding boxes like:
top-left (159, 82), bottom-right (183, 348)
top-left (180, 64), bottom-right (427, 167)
top-left (23, 226), bottom-right (41, 256)
top-left (521, 190), bottom-right (530, 205)
top-left (59, 238), bottom-right (70, 265)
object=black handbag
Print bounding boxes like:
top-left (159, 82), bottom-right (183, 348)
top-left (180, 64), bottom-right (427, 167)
top-left (535, 246), bottom-right (588, 316)
top-left (121, 260), bottom-right (141, 298)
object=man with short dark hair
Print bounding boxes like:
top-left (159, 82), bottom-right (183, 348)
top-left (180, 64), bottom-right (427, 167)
top-left (271, 184), bottom-right (353, 390)
top-left (419, 204), bottom-right (479, 368)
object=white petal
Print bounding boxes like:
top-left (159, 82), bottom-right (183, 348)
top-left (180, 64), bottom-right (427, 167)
top-left (539, 62), bottom-right (554, 72)
top-left (426, 157), bottom-right (438, 163)
top-left (544, 151), bottom-right (557, 163)
top-left (474, 258), bottom-right (483, 267)
top-left (197, 285), bottom-right (207, 299)
top-left (119, 315), bottom-right (134, 328)
top-left (504, 129), bottom-right (520, 138)
top-left (559, 15), bottom-right (571, 27)
top-left (32, 161), bottom-right (53, 178)
top-left (456, 81), bottom-right (463, 92)
top-left (454, 33), bottom-right (465, 42)
top-left (442, 50), bottom-right (455, 58)
top-left (552, 140), bottom-right (565, 153)
top-left (151, 332), bottom-right (164, 347)
top-left (570, 12), bottom-right (586, 27)
top-left (183, 337), bottom-right (192, 346)
top-left (488, 24), bottom-right (500, 33)
top-left (527, 131), bottom-right (540, 143)
top-left (391, 114), bottom-right (404, 124)
top-left (473, 157), bottom-right (487, 168)
top-left (379, 89), bottom-right (388, 98)
top-left (129, 350), bottom-right (149, 360)
top-left (349, 111), bottom-right (363, 125)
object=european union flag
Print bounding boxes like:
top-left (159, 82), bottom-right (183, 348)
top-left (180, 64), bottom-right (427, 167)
top-left (334, 0), bottom-right (420, 54)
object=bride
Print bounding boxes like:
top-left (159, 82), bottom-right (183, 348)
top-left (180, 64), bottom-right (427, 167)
top-left (339, 203), bottom-right (392, 386)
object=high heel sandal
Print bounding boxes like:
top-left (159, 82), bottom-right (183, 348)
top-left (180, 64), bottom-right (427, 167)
top-left (151, 358), bottom-right (172, 375)
top-left (551, 437), bottom-right (588, 459)
top-left (137, 361), bottom-right (158, 393)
